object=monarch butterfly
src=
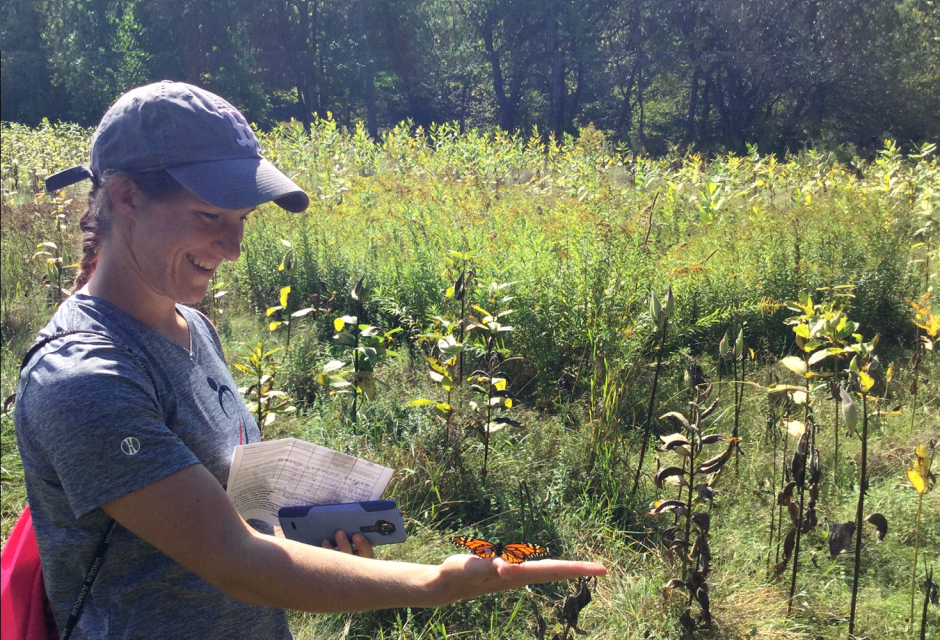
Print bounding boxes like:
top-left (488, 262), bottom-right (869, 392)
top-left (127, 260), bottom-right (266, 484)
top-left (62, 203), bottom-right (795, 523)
top-left (451, 536), bottom-right (550, 564)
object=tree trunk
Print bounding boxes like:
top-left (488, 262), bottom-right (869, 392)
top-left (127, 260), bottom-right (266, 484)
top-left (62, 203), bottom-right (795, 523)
top-left (357, 0), bottom-right (377, 138)
top-left (547, 5), bottom-right (565, 139)
top-left (482, 20), bottom-right (516, 133)
top-left (687, 62), bottom-right (700, 144)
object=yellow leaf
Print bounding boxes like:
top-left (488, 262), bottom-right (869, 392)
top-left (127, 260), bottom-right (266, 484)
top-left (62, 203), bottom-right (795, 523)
top-left (859, 370), bottom-right (874, 393)
top-left (280, 286), bottom-right (291, 309)
top-left (334, 317), bottom-right (345, 332)
top-left (907, 445), bottom-right (933, 495)
top-left (907, 467), bottom-right (926, 495)
top-left (269, 321), bottom-right (282, 331)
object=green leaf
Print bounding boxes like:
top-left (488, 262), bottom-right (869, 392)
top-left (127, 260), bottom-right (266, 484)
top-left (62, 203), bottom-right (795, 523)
top-left (334, 331), bottom-right (357, 346)
top-left (807, 349), bottom-right (831, 367)
top-left (322, 360), bottom-right (346, 374)
top-left (433, 402), bottom-right (453, 419)
top-left (351, 275), bottom-right (365, 301)
top-left (779, 356), bottom-right (807, 376)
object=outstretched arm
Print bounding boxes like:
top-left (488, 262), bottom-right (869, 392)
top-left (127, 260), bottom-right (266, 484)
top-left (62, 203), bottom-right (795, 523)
top-left (103, 463), bottom-right (606, 613)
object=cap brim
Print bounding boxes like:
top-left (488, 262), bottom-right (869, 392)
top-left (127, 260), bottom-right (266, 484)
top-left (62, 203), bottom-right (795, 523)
top-left (167, 158), bottom-right (309, 213)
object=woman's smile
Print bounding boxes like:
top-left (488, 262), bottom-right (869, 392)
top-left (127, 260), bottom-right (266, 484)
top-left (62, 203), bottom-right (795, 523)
top-left (187, 254), bottom-right (221, 274)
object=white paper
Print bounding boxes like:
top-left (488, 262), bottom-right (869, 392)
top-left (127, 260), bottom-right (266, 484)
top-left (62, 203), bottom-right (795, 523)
top-left (225, 438), bottom-right (394, 527)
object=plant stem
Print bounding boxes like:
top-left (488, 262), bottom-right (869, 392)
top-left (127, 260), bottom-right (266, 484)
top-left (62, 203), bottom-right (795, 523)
top-left (921, 561), bottom-right (932, 640)
top-left (834, 363), bottom-right (840, 488)
top-left (631, 319), bottom-right (668, 496)
top-left (285, 271), bottom-right (295, 354)
top-left (732, 353), bottom-right (740, 475)
top-left (683, 423), bottom-right (696, 583)
top-left (848, 392), bottom-right (869, 638)
top-left (767, 385), bottom-right (778, 570)
top-left (910, 492), bottom-right (923, 628)
top-left (787, 481), bottom-right (806, 613)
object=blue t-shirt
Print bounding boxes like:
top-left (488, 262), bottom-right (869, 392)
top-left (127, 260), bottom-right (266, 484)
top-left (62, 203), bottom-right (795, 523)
top-left (14, 293), bottom-right (291, 639)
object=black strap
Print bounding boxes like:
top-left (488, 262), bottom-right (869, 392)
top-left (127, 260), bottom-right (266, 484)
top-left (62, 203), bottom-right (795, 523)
top-left (20, 330), bottom-right (155, 640)
top-left (58, 518), bottom-right (119, 640)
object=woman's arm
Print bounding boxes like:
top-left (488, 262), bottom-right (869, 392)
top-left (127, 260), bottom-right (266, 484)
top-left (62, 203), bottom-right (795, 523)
top-left (103, 464), bottom-right (606, 613)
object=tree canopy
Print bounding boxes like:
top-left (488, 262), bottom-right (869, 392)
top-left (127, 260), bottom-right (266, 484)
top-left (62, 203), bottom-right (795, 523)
top-left (2, 0), bottom-right (938, 154)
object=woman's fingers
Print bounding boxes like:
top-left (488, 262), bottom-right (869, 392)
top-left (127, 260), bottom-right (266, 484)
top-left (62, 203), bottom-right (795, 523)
top-left (433, 555), bottom-right (607, 605)
top-left (494, 557), bottom-right (607, 586)
top-left (323, 530), bottom-right (375, 558)
top-left (350, 533), bottom-right (375, 559)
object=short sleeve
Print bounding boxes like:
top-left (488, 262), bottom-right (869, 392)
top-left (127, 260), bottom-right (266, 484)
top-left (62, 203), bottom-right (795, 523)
top-left (17, 338), bottom-right (200, 518)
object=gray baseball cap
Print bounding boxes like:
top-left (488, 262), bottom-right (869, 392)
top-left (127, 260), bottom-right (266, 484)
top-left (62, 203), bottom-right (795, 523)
top-left (44, 80), bottom-right (309, 212)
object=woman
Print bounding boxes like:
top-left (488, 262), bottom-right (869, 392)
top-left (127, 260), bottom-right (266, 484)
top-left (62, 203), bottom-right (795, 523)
top-left (14, 81), bottom-right (605, 639)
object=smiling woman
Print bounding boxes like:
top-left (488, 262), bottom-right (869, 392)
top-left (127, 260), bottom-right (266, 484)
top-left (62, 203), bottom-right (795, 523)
top-left (11, 80), bottom-right (605, 640)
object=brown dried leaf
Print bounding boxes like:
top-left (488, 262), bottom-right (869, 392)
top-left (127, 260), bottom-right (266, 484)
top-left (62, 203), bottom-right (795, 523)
top-left (648, 500), bottom-right (689, 517)
top-left (692, 512), bottom-right (711, 533)
top-left (697, 439), bottom-right (739, 475)
top-left (788, 501), bottom-right (800, 527)
top-left (660, 411), bottom-right (692, 432)
top-left (865, 513), bottom-right (888, 541)
top-left (828, 522), bottom-right (856, 559)
top-left (777, 482), bottom-right (796, 506)
top-left (654, 466), bottom-right (688, 489)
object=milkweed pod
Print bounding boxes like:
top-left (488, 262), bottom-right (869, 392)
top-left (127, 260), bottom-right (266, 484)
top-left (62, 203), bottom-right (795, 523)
top-left (650, 290), bottom-right (662, 328)
top-left (735, 329), bottom-right (744, 360)
top-left (663, 286), bottom-right (674, 319)
top-left (840, 386), bottom-right (858, 437)
top-left (719, 329), bottom-right (730, 358)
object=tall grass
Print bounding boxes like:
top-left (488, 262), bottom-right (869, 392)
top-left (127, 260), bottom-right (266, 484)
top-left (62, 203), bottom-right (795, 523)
top-left (2, 120), bottom-right (938, 638)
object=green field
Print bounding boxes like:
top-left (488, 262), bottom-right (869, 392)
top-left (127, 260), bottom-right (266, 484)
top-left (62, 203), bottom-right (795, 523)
top-left (2, 120), bottom-right (938, 639)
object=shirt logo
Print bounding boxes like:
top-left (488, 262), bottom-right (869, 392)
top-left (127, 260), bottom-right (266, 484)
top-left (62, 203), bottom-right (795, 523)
top-left (121, 437), bottom-right (141, 456)
top-left (219, 109), bottom-right (260, 151)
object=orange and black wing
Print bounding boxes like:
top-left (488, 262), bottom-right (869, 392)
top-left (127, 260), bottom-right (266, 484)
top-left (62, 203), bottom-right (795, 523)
top-left (500, 543), bottom-right (550, 564)
top-left (452, 536), bottom-right (498, 559)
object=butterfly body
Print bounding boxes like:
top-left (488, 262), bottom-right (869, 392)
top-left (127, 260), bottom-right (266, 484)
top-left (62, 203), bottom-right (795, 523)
top-left (452, 536), bottom-right (549, 564)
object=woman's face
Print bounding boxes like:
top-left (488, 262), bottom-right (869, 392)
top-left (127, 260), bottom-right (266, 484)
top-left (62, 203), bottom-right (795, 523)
top-left (118, 183), bottom-right (252, 305)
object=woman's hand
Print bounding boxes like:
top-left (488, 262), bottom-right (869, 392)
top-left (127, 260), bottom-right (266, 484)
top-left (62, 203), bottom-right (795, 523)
top-left (426, 554), bottom-right (607, 607)
top-left (322, 530), bottom-right (375, 559)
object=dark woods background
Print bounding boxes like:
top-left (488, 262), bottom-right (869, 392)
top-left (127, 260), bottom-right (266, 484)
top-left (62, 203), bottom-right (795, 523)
top-left (3, 0), bottom-right (938, 155)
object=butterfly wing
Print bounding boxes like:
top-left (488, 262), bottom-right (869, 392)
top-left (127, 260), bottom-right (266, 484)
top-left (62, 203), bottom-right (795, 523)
top-left (452, 536), bottom-right (498, 559)
top-left (500, 543), bottom-right (550, 563)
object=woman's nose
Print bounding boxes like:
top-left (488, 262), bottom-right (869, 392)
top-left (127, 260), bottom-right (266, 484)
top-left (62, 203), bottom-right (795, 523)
top-left (217, 219), bottom-right (243, 261)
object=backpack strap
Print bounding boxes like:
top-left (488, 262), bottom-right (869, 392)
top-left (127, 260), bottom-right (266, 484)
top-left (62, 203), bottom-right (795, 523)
top-left (19, 329), bottom-right (152, 640)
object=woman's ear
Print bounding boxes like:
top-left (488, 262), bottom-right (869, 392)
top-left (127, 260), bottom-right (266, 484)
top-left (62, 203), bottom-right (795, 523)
top-left (107, 175), bottom-right (144, 219)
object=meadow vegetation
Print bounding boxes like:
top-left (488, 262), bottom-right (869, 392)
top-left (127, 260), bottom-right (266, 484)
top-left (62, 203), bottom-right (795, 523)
top-left (1, 119), bottom-right (938, 639)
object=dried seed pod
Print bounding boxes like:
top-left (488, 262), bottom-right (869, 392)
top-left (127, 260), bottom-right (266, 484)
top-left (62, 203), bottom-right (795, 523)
top-left (865, 513), bottom-right (888, 541)
top-left (828, 522), bottom-right (856, 560)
